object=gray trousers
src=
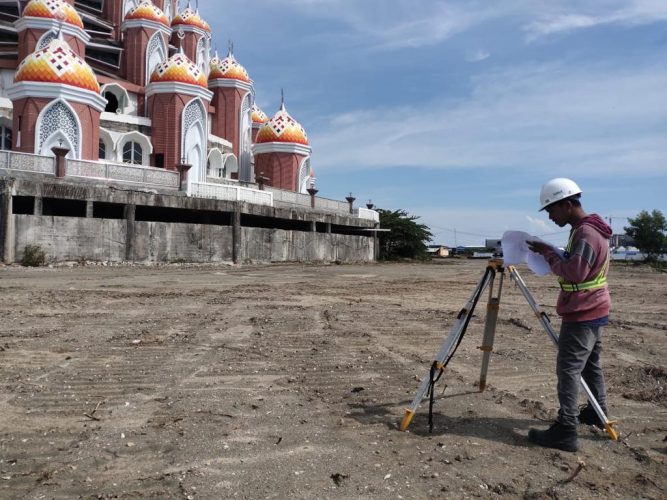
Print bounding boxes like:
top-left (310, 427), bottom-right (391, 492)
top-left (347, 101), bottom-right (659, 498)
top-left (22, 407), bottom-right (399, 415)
top-left (556, 322), bottom-right (607, 426)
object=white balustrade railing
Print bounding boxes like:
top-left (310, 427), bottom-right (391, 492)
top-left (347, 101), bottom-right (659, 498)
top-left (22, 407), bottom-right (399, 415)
top-left (356, 207), bottom-right (380, 222)
top-left (66, 159), bottom-right (180, 189)
top-left (267, 187), bottom-right (350, 213)
top-left (191, 182), bottom-right (273, 207)
top-left (0, 150), bottom-right (56, 174)
top-left (0, 150), bottom-right (376, 221)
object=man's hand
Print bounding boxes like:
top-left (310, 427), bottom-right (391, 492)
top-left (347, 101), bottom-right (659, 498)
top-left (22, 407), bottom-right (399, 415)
top-left (527, 240), bottom-right (550, 256)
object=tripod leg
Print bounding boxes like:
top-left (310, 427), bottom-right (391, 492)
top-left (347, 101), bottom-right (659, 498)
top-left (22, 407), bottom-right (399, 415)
top-left (507, 266), bottom-right (619, 440)
top-left (400, 265), bottom-right (495, 431)
top-left (479, 268), bottom-right (505, 392)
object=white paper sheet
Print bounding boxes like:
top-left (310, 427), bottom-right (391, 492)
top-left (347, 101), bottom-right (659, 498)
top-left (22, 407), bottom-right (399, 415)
top-left (501, 230), bottom-right (564, 276)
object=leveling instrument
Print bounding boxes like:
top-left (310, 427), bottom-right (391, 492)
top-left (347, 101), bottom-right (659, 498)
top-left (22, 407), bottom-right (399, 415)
top-left (400, 259), bottom-right (619, 441)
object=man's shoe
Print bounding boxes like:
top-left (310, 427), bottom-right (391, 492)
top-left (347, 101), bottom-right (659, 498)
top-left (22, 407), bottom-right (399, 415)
top-left (528, 421), bottom-right (578, 452)
top-left (578, 405), bottom-right (607, 429)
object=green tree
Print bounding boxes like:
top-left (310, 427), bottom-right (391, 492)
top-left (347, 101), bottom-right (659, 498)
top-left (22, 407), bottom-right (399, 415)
top-left (377, 208), bottom-right (433, 260)
top-left (623, 209), bottom-right (667, 262)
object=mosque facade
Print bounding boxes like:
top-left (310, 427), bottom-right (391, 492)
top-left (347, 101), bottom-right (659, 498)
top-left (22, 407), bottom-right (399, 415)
top-left (0, 0), bottom-right (315, 194)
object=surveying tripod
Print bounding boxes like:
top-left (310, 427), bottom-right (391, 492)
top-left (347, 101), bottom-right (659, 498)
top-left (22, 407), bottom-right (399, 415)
top-left (399, 259), bottom-right (619, 441)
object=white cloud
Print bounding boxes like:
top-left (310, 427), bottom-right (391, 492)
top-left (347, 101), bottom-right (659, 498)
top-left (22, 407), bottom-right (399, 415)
top-left (466, 49), bottom-right (491, 62)
top-left (524, 0), bottom-right (667, 41)
top-left (408, 207), bottom-right (567, 246)
top-left (309, 62), bottom-right (667, 177)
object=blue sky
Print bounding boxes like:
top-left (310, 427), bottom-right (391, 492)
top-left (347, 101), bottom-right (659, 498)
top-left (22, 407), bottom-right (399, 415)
top-left (198, 0), bottom-right (666, 246)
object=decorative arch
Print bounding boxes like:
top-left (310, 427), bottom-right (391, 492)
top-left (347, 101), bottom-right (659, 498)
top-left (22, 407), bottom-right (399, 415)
top-left (101, 83), bottom-right (130, 114)
top-left (164, 0), bottom-right (173, 21)
top-left (36, 30), bottom-right (58, 50)
top-left (207, 148), bottom-right (223, 177)
top-left (298, 157), bottom-right (313, 194)
top-left (118, 130), bottom-right (152, 165)
top-left (145, 32), bottom-right (167, 86)
top-left (238, 92), bottom-right (253, 181)
top-left (196, 36), bottom-right (208, 76)
top-left (36, 99), bottom-right (80, 159)
top-left (123, 0), bottom-right (136, 18)
top-left (182, 99), bottom-right (207, 186)
top-left (98, 128), bottom-right (115, 161)
top-left (223, 154), bottom-right (239, 178)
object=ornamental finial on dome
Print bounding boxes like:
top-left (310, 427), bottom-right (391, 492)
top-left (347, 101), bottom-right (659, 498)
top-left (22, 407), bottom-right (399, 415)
top-left (14, 36), bottom-right (100, 93)
top-left (255, 96), bottom-right (309, 146)
top-left (22, 0), bottom-right (84, 29)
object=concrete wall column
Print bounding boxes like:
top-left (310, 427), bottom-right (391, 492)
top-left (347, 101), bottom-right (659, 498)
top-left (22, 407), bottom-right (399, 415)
top-left (86, 200), bottom-right (94, 218)
top-left (310, 221), bottom-right (317, 232)
top-left (326, 222), bottom-right (332, 234)
top-left (124, 204), bottom-right (136, 262)
top-left (0, 183), bottom-right (14, 263)
top-left (232, 209), bottom-right (241, 264)
top-left (34, 196), bottom-right (42, 216)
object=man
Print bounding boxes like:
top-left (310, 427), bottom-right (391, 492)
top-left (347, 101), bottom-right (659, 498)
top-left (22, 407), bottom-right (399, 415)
top-left (526, 178), bottom-right (612, 452)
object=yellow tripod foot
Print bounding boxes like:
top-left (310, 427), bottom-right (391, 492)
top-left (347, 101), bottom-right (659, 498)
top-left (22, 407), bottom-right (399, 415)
top-left (604, 421), bottom-right (619, 441)
top-left (399, 409), bottom-right (415, 431)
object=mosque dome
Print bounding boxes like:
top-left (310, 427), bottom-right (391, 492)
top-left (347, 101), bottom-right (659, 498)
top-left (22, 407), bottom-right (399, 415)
top-left (255, 103), bottom-right (309, 145)
top-left (251, 104), bottom-right (269, 125)
top-left (125, 0), bottom-right (169, 27)
top-left (14, 37), bottom-right (100, 93)
top-left (171, 4), bottom-right (211, 32)
top-left (150, 51), bottom-right (208, 88)
top-left (22, 0), bottom-right (84, 29)
top-left (209, 52), bottom-right (251, 83)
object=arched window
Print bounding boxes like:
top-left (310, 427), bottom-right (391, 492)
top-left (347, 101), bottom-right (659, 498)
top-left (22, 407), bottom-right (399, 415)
top-left (239, 93), bottom-right (252, 181)
top-left (298, 157), bottom-right (312, 194)
top-left (182, 99), bottom-right (206, 185)
top-left (99, 139), bottom-right (106, 159)
top-left (104, 92), bottom-right (119, 113)
top-left (146, 32), bottom-right (167, 86)
top-left (196, 37), bottom-right (208, 76)
top-left (100, 84), bottom-right (130, 115)
top-left (37, 100), bottom-right (79, 158)
top-left (123, 141), bottom-right (143, 164)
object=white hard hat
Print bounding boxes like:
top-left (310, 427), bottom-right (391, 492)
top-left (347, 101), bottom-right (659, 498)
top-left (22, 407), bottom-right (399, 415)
top-left (538, 178), bottom-right (582, 211)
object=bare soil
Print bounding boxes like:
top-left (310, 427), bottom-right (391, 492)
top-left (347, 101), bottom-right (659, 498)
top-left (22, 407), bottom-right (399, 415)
top-left (0, 260), bottom-right (665, 499)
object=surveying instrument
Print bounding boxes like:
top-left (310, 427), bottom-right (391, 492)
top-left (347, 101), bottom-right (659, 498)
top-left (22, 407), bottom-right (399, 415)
top-left (399, 259), bottom-right (619, 441)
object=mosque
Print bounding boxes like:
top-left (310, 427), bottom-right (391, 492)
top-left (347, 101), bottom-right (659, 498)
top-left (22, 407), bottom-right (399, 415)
top-left (0, 0), bottom-right (314, 194)
top-left (0, 1), bottom-right (378, 265)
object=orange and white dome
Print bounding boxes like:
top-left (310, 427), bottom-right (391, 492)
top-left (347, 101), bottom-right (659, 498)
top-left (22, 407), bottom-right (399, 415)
top-left (125, 0), bottom-right (169, 28)
top-left (14, 37), bottom-right (99, 93)
top-left (22, 0), bottom-right (84, 29)
top-left (251, 104), bottom-right (269, 125)
top-left (209, 53), bottom-right (251, 83)
top-left (150, 51), bottom-right (208, 88)
top-left (255, 103), bottom-right (309, 145)
top-left (172, 4), bottom-right (210, 32)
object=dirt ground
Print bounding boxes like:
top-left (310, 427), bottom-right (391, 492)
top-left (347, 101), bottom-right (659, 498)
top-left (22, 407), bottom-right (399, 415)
top-left (0, 259), bottom-right (665, 499)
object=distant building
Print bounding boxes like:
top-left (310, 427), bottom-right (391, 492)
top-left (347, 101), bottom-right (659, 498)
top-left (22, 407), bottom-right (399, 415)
top-left (427, 245), bottom-right (450, 258)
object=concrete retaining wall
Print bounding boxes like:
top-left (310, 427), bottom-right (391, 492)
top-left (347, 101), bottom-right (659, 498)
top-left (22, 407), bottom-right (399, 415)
top-left (11, 215), bottom-right (373, 264)
top-left (2, 177), bottom-right (377, 264)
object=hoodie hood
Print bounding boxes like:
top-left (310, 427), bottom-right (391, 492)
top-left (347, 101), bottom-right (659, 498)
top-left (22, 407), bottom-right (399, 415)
top-left (578, 214), bottom-right (613, 239)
